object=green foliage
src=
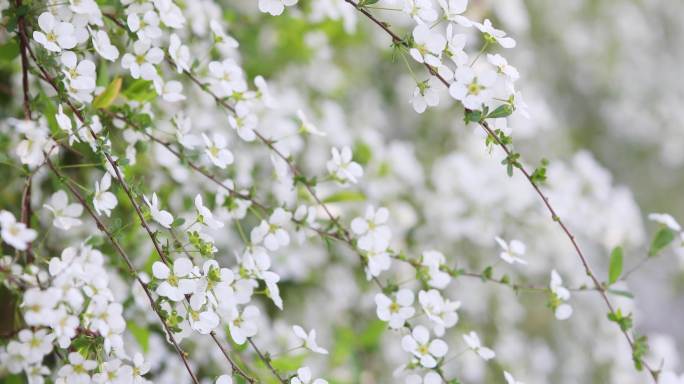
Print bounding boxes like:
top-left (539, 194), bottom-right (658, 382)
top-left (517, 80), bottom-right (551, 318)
top-left (352, 140), bottom-right (373, 166)
top-left (486, 104), bottom-right (514, 119)
top-left (530, 158), bottom-right (549, 184)
top-left (608, 246), bottom-right (623, 285)
top-left (270, 354), bottom-right (306, 372)
top-left (607, 308), bottom-right (632, 331)
top-left (322, 190), bottom-right (365, 203)
top-left (649, 227), bottom-right (675, 256)
top-left (632, 335), bottom-right (649, 371)
top-left (501, 152), bottom-right (521, 177)
top-left (123, 79), bottom-right (157, 103)
top-left (93, 77), bottom-right (122, 109)
top-left (127, 320), bottom-right (151, 353)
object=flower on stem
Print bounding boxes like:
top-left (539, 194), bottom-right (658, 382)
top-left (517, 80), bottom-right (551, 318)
top-left (144, 192), bottom-right (173, 228)
top-left (44, 190), bottom-right (83, 230)
top-left (375, 289), bottom-right (415, 329)
top-left (327, 146), bottom-right (363, 185)
top-left (293, 325), bottom-right (329, 354)
top-left (463, 331), bottom-right (496, 361)
top-left (93, 173), bottom-right (118, 217)
top-left (437, 0), bottom-right (472, 27)
top-left (0, 210), bottom-right (38, 251)
top-left (448, 66), bottom-right (497, 110)
top-left (32, 12), bottom-right (77, 52)
top-left (290, 366), bottom-right (327, 384)
top-left (473, 19), bottom-right (516, 48)
top-left (549, 269), bottom-right (573, 320)
top-left (202, 133), bottom-right (234, 169)
top-left (494, 236), bottom-right (527, 265)
top-left (409, 24), bottom-right (446, 67)
top-left (153, 258), bottom-right (197, 302)
top-left (251, 208), bottom-right (292, 251)
top-left (195, 194), bottom-right (224, 229)
top-left (401, 325), bottom-right (448, 368)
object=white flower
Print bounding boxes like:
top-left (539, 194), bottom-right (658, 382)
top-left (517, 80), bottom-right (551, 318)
top-left (91, 29), bottom-right (119, 61)
top-left (411, 80), bottom-right (439, 114)
top-left (169, 34), bottom-right (190, 73)
top-left (127, 11), bottom-right (162, 41)
top-left (326, 146), bottom-right (363, 185)
top-left (202, 133), bottom-right (234, 169)
top-left (421, 250), bottom-right (451, 289)
top-left (17, 329), bottom-right (54, 363)
top-left (550, 269), bottom-right (573, 320)
top-left (153, 258), bottom-right (197, 301)
top-left (445, 24), bottom-right (468, 66)
top-left (190, 306), bottom-right (220, 334)
top-left (290, 367), bottom-right (327, 384)
top-left (297, 110), bottom-right (326, 136)
top-left (487, 53), bottom-right (520, 81)
top-left (401, 325), bottom-right (448, 368)
top-left (474, 19), bottom-right (516, 48)
top-left (365, 242), bottom-right (392, 278)
top-left (437, 0), bottom-right (472, 26)
top-left (409, 24), bottom-right (446, 67)
top-left (216, 375), bottom-right (233, 384)
top-left (405, 372), bottom-right (442, 384)
top-left (403, 0), bottom-right (438, 24)
top-left (32, 12), bottom-right (77, 52)
top-left (17, 128), bottom-right (50, 168)
top-left (210, 20), bottom-right (239, 49)
top-left (61, 51), bottom-right (96, 91)
top-left (93, 173), bottom-right (118, 217)
top-left (132, 353), bottom-right (151, 383)
top-left (293, 325), bottom-right (328, 354)
top-left (375, 289), bottom-right (415, 329)
top-left (463, 331), bottom-right (495, 360)
top-left (504, 371), bottom-right (525, 384)
top-left (351, 206), bottom-right (391, 251)
top-left (121, 39), bottom-right (164, 80)
top-left (208, 59), bottom-right (247, 97)
top-left (57, 352), bottom-right (97, 384)
top-left (0, 210), bottom-right (37, 251)
top-left (92, 359), bottom-right (133, 384)
top-left (144, 192), bottom-right (173, 228)
top-left (195, 194), bottom-right (224, 229)
top-left (250, 208), bottom-right (292, 251)
top-left (494, 237), bottom-right (527, 265)
top-left (160, 80), bottom-right (186, 102)
top-left (263, 271), bottom-right (283, 309)
top-left (648, 213), bottom-right (681, 231)
top-left (418, 289), bottom-right (460, 336)
top-left (448, 66), bottom-right (497, 110)
top-left (258, 0), bottom-right (298, 16)
top-left (44, 190), bottom-right (83, 230)
top-left (229, 104), bottom-right (257, 142)
top-left (226, 305), bottom-right (259, 344)
top-left (154, 0), bottom-right (185, 29)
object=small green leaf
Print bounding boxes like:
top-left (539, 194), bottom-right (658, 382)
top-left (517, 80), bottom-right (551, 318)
top-left (93, 77), bottom-right (122, 109)
top-left (608, 246), bottom-right (623, 285)
top-left (486, 104), bottom-right (513, 119)
top-left (607, 289), bottom-right (634, 299)
top-left (270, 354), bottom-right (306, 371)
top-left (127, 321), bottom-right (150, 353)
top-left (649, 228), bottom-right (675, 256)
top-left (123, 79), bottom-right (157, 102)
top-left (322, 190), bottom-right (365, 203)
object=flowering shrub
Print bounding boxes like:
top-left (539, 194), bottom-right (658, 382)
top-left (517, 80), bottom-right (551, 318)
top-left (0, 0), bottom-right (682, 383)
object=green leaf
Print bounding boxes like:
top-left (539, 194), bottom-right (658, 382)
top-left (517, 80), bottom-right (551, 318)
top-left (649, 228), bottom-right (675, 256)
top-left (607, 289), bottom-right (634, 299)
top-left (486, 104), bottom-right (513, 119)
top-left (127, 321), bottom-right (150, 353)
top-left (93, 77), bottom-right (122, 109)
top-left (123, 79), bottom-right (157, 102)
top-left (353, 140), bottom-right (372, 166)
top-left (322, 190), bottom-right (365, 203)
top-left (358, 319), bottom-right (386, 349)
top-left (270, 354), bottom-right (306, 371)
top-left (608, 246), bottom-right (623, 285)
